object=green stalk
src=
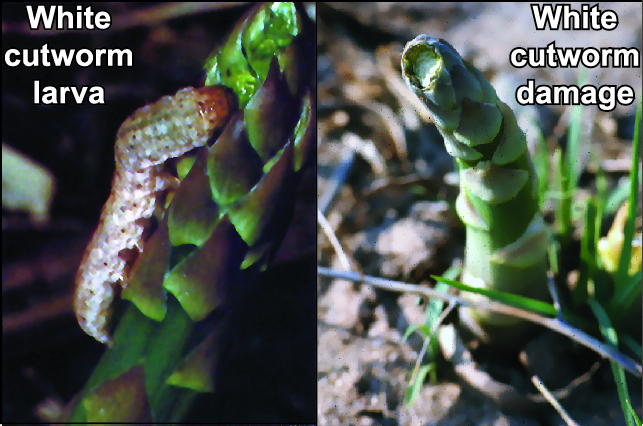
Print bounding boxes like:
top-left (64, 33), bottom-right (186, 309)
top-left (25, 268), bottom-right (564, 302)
top-left (401, 36), bottom-right (550, 344)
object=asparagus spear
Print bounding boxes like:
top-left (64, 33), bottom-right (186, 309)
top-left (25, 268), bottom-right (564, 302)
top-left (401, 35), bottom-right (550, 344)
top-left (66, 3), bottom-right (314, 422)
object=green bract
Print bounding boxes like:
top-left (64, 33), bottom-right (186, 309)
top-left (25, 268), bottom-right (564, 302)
top-left (204, 2), bottom-right (302, 109)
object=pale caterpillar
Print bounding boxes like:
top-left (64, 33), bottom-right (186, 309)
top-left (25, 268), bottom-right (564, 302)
top-left (74, 86), bottom-right (234, 344)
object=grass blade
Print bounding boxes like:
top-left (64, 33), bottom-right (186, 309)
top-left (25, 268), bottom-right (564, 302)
top-left (431, 275), bottom-right (556, 317)
top-left (588, 297), bottom-right (637, 426)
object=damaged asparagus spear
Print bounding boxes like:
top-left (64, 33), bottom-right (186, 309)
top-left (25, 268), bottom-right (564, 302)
top-left (401, 35), bottom-right (551, 344)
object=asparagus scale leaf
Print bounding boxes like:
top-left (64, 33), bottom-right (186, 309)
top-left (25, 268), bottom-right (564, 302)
top-left (401, 36), bottom-right (550, 344)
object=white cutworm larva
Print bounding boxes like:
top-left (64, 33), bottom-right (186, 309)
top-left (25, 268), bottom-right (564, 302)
top-left (74, 86), bottom-right (233, 344)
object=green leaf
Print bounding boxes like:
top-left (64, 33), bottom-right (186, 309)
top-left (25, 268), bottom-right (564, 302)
top-left (244, 60), bottom-right (300, 163)
top-left (565, 69), bottom-right (587, 191)
top-left (432, 275), bottom-right (556, 317)
top-left (615, 96), bottom-right (641, 285)
top-left (404, 364), bottom-right (434, 407)
top-left (123, 218), bottom-right (171, 321)
top-left (402, 324), bottom-right (430, 342)
top-left (168, 150), bottom-right (221, 247)
top-left (226, 142), bottom-right (295, 246)
top-left (530, 121), bottom-right (549, 207)
top-left (206, 115), bottom-right (264, 206)
top-left (167, 324), bottom-right (224, 393)
top-left (588, 297), bottom-right (637, 426)
top-left (621, 334), bottom-right (643, 360)
top-left (575, 198), bottom-right (596, 307)
top-left (164, 216), bottom-right (247, 321)
top-left (204, 2), bottom-right (302, 108)
top-left (241, 2), bottom-right (300, 84)
top-left (627, 399), bottom-right (642, 426)
top-left (84, 366), bottom-right (151, 423)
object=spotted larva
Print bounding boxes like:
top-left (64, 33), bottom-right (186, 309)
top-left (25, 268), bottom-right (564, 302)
top-left (74, 86), bottom-right (233, 344)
